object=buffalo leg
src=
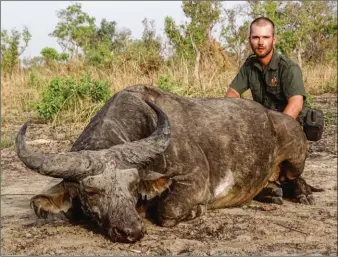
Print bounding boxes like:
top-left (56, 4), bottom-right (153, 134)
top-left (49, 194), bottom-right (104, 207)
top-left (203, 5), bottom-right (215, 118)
top-left (281, 176), bottom-right (324, 205)
top-left (254, 181), bottom-right (283, 205)
top-left (155, 168), bottom-right (210, 227)
top-left (30, 181), bottom-right (82, 219)
top-left (279, 157), bottom-right (320, 205)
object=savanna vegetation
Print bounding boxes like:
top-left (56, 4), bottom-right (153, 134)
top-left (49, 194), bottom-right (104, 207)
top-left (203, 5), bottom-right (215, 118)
top-left (1, 1), bottom-right (337, 146)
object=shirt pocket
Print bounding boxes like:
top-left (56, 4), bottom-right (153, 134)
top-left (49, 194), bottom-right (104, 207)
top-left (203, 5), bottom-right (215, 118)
top-left (249, 82), bottom-right (262, 103)
top-left (265, 73), bottom-right (284, 100)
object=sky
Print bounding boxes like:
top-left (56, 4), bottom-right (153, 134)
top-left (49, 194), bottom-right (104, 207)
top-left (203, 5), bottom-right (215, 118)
top-left (1, 1), bottom-right (243, 59)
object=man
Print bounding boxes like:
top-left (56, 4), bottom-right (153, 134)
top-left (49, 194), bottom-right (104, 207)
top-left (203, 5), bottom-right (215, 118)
top-left (225, 17), bottom-right (306, 120)
top-left (225, 17), bottom-right (309, 204)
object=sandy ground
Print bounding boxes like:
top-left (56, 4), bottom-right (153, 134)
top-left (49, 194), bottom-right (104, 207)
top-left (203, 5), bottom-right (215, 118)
top-left (1, 95), bottom-right (337, 256)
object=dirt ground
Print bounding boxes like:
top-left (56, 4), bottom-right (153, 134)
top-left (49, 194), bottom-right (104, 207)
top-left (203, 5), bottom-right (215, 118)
top-left (1, 94), bottom-right (337, 256)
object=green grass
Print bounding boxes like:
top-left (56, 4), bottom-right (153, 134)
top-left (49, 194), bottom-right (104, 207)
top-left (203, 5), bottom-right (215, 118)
top-left (0, 138), bottom-right (14, 149)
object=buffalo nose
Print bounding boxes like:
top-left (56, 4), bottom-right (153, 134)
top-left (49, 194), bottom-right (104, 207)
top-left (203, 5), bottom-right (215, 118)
top-left (108, 223), bottom-right (144, 243)
top-left (125, 223), bottom-right (144, 243)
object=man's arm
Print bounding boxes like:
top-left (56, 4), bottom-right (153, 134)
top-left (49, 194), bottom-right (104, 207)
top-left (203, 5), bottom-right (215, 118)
top-left (225, 87), bottom-right (241, 98)
top-left (281, 64), bottom-right (306, 119)
top-left (225, 62), bottom-right (249, 98)
top-left (283, 95), bottom-right (304, 119)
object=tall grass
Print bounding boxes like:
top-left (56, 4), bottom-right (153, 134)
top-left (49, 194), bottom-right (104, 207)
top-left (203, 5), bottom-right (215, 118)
top-left (1, 59), bottom-right (336, 142)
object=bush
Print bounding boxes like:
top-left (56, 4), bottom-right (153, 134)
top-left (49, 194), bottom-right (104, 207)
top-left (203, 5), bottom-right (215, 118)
top-left (36, 73), bottom-right (111, 121)
top-left (41, 47), bottom-right (59, 61)
top-left (157, 74), bottom-right (180, 93)
top-left (304, 92), bottom-right (314, 108)
top-left (323, 79), bottom-right (337, 94)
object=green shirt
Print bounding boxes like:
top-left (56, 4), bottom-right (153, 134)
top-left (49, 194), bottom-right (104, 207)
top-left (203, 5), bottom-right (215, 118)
top-left (230, 50), bottom-right (306, 113)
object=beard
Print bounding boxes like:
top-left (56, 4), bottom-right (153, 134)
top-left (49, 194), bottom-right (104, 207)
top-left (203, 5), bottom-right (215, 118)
top-left (252, 44), bottom-right (274, 58)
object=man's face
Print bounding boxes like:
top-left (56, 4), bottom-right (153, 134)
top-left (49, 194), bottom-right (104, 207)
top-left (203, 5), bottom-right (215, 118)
top-left (249, 23), bottom-right (276, 58)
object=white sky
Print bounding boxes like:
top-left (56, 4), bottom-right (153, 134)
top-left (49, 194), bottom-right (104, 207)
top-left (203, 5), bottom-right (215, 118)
top-left (1, 1), bottom-right (243, 58)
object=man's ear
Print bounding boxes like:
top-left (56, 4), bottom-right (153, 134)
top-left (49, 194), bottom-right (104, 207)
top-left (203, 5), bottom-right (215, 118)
top-left (273, 35), bottom-right (277, 47)
top-left (138, 171), bottom-right (172, 200)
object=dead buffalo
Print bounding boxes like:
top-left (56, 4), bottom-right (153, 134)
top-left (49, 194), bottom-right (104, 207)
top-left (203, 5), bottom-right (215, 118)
top-left (16, 84), bottom-right (321, 243)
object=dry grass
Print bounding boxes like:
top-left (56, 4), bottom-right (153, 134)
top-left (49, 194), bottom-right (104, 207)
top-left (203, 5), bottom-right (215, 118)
top-left (1, 60), bottom-right (336, 142)
top-left (302, 64), bottom-right (337, 95)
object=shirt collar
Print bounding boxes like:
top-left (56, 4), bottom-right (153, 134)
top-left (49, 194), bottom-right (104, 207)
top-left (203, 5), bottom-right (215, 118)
top-left (252, 49), bottom-right (280, 71)
top-left (269, 49), bottom-right (280, 70)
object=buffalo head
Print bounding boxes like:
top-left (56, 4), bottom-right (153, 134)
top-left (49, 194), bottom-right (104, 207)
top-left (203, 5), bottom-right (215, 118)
top-left (16, 100), bottom-right (172, 242)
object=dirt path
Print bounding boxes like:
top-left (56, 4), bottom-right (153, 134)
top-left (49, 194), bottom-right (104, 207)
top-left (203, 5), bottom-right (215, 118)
top-left (1, 95), bottom-right (337, 256)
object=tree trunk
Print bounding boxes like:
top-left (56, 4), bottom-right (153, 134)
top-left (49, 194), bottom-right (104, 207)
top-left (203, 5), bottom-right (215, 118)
top-left (297, 49), bottom-right (303, 70)
top-left (297, 40), bottom-right (303, 70)
top-left (190, 35), bottom-right (203, 91)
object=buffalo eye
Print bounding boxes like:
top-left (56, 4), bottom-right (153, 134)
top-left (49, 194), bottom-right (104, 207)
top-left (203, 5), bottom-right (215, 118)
top-left (84, 186), bottom-right (102, 197)
top-left (129, 181), bottom-right (139, 194)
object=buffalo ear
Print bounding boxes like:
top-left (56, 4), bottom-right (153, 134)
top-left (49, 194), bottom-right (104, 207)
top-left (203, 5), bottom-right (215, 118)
top-left (139, 171), bottom-right (172, 200)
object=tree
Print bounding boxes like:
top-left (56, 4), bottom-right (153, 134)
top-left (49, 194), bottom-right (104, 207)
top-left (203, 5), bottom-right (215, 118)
top-left (1, 26), bottom-right (31, 75)
top-left (165, 0), bottom-right (222, 64)
top-left (50, 2), bottom-right (96, 58)
top-left (85, 19), bottom-right (118, 66)
top-left (221, 4), bottom-right (251, 68)
top-left (283, 1), bottom-right (337, 65)
top-left (139, 18), bottom-right (163, 76)
top-left (40, 47), bottom-right (69, 66)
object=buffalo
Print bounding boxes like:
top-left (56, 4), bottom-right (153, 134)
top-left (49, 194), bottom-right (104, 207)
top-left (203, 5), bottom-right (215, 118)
top-left (16, 85), bottom-right (321, 243)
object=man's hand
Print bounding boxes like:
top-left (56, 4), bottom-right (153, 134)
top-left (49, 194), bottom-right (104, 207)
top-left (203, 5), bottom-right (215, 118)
top-left (225, 87), bottom-right (240, 98)
top-left (283, 95), bottom-right (304, 119)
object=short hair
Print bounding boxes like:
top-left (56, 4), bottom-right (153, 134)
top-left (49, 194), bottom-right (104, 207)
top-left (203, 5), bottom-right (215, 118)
top-left (250, 17), bottom-right (275, 35)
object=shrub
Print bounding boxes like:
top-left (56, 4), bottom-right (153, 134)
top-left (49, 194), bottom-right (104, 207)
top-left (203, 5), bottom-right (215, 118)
top-left (36, 73), bottom-right (111, 121)
top-left (304, 92), bottom-right (314, 108)
top-left (157, 74), bottom-right (180, 93)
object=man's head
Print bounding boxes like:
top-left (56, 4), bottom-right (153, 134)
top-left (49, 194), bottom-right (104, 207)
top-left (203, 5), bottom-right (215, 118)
top-left (249, 17), bottom-right (277, 58)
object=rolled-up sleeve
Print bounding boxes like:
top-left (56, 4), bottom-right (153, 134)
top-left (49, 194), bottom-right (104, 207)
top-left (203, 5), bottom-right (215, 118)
top-left (230, 64), bottom-right (249, 94)
top-left (282, 65), bottom-right (306, 100)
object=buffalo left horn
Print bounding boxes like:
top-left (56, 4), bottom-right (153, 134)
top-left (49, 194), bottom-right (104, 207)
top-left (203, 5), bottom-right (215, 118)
top-left (16, 100), bottom-right (171, 181)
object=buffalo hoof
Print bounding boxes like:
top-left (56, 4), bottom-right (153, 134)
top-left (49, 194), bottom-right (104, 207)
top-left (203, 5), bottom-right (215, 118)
top-left (186, 204), bottom-right (206, 220)
top-left (254, 196), bottom-right (283, 205)
top-left (281, 177), bottom-right (318, 205)
top-left (157, 216), bottom-right (179, 228)
top-left (254, 183), bottom-right (284, 205)
top-left (297, 194), bottom-right (315, 205)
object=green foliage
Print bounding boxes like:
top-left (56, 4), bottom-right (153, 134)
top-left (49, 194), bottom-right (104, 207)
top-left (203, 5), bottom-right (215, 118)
top-left (36, 74), bottom-right (111, 121)
top-left (85, 41), bottom-right (112, 67)
top-left (157, 74), bottom-right (180, 93)
top-left (49, 2), bottom-right (96, 57)
top-left (304, 92), bottom-right (314, 108)
top-left (28, 70), bottom-right (41, 88)
top-left (108, 19), bottom-right (163, 74)
top-left (323, 79), bottom-right (337, 94)
top-left (90, 79), bottom-right (111, 102)
top-left (0, 137), bottom-right (13, 149)
top-left (1, 26), bottom-right (31, 75)
top-left (40, 47), bottom-right (59, 67)
top-left (165, 0), bottom-right (222, 64)
top-left (221, 6), bottom-right (250, 67)
top-left (41, 47), bottom-right (59, 60)
top-left (58, 52), bottom-right (69, 62)
top-left (84, 18), bottom-right (118, 66)
top-left (40, 47), bottom-right (69, 66)
top-left (324, 111), bottom-right (336, 126)
top-left (139, 18), bottom-right (164, 75)
top-left (50, 2), bottom-right (126, 66)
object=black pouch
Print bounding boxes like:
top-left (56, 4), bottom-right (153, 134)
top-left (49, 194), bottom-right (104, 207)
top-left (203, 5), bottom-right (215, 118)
top-left (303, 109), bottom-right (324, 141)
